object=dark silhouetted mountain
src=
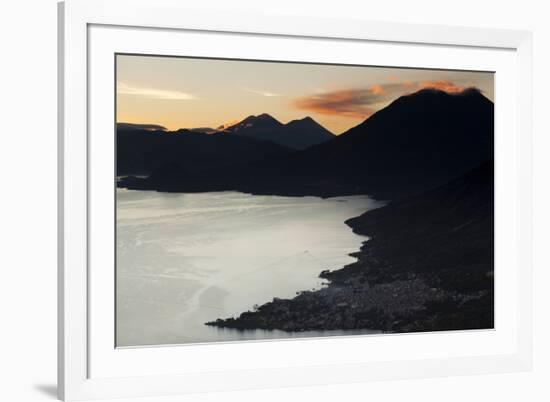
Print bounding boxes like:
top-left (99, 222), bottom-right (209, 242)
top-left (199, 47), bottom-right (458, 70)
top-left (227, 113), bottom-right (283, 132)
top-left (237, 88), bottom-right (494, 199)
top-left (116, 125), bottom-right (292, 177)
top-left (225, 113), bottom-right (335, 150)
top-left (282, 117), bottom-right (336, 150)
top-left (124, 88), bottom-right (493, 200)
top-left (344, 159), bottom-right (494, 290)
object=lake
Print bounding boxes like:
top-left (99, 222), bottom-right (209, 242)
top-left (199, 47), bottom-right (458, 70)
top-left (116, 189), bottom-right (384, 347)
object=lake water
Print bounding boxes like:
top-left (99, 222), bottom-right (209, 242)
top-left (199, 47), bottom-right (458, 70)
top-left (116, 189), bottom-right (384, 347)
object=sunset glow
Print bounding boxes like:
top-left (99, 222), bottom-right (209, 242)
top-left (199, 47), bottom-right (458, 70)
top-left (116, 55), bottom-right (494, 134)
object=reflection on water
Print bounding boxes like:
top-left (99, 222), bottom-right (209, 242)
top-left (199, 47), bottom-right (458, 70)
top-left (116, 190), bottom-right (384, 347)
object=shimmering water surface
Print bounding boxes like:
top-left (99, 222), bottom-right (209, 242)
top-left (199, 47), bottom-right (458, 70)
top-left (116, 189), bottom-right (384, 347)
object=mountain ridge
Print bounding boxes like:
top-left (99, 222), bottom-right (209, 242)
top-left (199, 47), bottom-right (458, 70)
top-left (242, 87), bottom-right (494, 198)
top-left (121, 87), bottom-right (494, 201)
top-left (223, 113), bottom-right (335, 150)
top-left (116, 125), bottom-right (292, 177)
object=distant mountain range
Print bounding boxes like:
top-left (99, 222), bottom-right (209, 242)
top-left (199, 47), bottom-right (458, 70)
top-left (121, 113), bottom-right (336, 150)
top-left (117, 114), bottom-right (334, 176)
top-left (116, 126), bottom-right (292, 177)
top-left (223, 113), bottom-right (335, 150)
top-left (121, 88), bottom-right (494, 200)
top-left (246, 87), bottom-right (493, 198)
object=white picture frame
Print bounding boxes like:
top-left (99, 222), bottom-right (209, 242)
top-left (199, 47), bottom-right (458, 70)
top-left (58, 0), bottom-right (533, 400)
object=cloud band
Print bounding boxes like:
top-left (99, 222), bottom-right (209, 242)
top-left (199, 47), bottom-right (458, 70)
top-left (293, 80), bottom-right (471, 119)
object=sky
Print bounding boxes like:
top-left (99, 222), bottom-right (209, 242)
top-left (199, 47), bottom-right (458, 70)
top-left (116, 54), bottom-right (494, 135)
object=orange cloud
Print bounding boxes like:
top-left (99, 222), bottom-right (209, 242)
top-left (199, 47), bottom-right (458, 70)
top-left (293, 89), bottom-right (378, 119)
top-left (293, 81), bottom-right (476, 119)
top-left (418, 80), bottom-right (464, 93)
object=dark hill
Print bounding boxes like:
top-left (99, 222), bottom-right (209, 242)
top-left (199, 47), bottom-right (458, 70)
top-left (206, 160), bottom-right (494, 333)
top-left (342, 158), bottom-right (494, 292)
top-left (116, 125), bottom-right (292, 177)
top-left (240, 88), bottom-right (493, 199)
top-left (227, 113), bottom-right (283, 132)
top-left (226, 114), bottom-right (335, 150)
top-left (126, 88), bottom-right (494, 200)
top-left (282, 117), bottom-right (336, 150)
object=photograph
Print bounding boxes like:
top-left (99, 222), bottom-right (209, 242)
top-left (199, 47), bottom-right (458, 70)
top-left (3, 0), bottom-right (544, 400)
top-left (115, 54), bottom-right (494, 347)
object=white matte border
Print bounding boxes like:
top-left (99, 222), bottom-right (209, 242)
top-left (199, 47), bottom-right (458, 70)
top-left (89, 24), bottom-right (516, 379)
top-left (59, 0), bottom-right (533, 400)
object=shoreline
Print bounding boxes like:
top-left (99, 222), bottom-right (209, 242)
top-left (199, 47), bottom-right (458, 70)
top-left (117, 176), bottom-right (389, 201)
top-left (204, 224), bottom-right (465, 333)
top-left (205, 162), bottom-right (495, 334)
